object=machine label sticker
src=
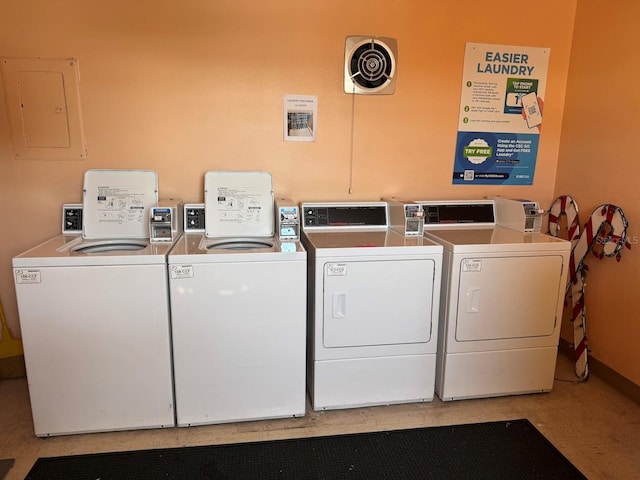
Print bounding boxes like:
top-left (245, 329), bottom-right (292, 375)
top-left (326, 263), bottom-right (347, 276)
top-left (462, 259), bottom-right (482, 272)
top-left (170, 265), bottom-right (194, 279)
top-left (15, 269), bottom-right (41, 284)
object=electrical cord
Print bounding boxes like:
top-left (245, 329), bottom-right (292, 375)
top-left (348, 82), bottom-right (356, 194)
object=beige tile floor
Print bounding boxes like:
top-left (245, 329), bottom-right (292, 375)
top-left (1, 353), bottom-right (639, 480)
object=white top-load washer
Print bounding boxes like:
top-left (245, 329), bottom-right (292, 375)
top-left (168, 171), bottom-right (307, 426)
top-left (12, 170), bottom-right (178, 436)
top-left (416, 199), bottom-right (571, 401)
top-left (301, 201), bottom-right (443, 411)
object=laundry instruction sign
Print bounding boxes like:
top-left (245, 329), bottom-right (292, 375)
top-left (452, 43), bottom-right (549, 185)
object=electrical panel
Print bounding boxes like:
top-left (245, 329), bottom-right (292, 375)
top-left (1, 57), bottom-right (86, 160)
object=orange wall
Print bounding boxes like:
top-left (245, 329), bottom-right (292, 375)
top-left (555, 0), bottom-right (640, 385)
top-left (0, 3), bottom-right (577, 340)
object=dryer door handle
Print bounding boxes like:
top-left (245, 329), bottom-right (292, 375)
top-left (332, 292), bottom-right (346, 318)
top-left (466, 288), bottom-right (480, 313)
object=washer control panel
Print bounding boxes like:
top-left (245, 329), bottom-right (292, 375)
top-left (62, 204), bottom-right (83, 235)
top-left (184, 203), bottom-right (206, 233)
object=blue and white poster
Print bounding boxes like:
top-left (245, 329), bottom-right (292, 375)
top-left (452, 43), bottom-right (549, 185)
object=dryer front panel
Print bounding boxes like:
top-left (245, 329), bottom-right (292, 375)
top-left (454, 254), bottom-right (564, 342)
top-left (322, 258), bottom-right (435, 348)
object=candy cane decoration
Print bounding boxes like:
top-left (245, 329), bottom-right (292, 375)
top-left (548, 196), bottom-right (630, 380)
top-left (571, 204), bottom-right (629, 379)
top-left (548, 195), bottom-right (585, 377)
top-left (549, 195), bottom-right (580, 244)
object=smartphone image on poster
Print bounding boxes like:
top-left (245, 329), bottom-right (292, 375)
top-left (521, 92), bottom-right (542, 128)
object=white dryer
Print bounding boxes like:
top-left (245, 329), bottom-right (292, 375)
top-left (302, 202), bottom-right (443, 411)
top-left (416, 199), bottom-right (571, 401)
top-left (12, 170), bottom-right (177, 436)
top-left (168, 171), bottom-right (307, 426)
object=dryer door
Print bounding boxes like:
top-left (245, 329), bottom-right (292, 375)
top-left (323, 258), bottom-right (435, 347)
top-left (455, 254), bottom-right (564, 341)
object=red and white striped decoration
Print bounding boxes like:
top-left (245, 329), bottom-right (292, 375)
top-left (549, 195), bottom-right (580, 244)
top-left (548, 195), bottom-right (630, 380)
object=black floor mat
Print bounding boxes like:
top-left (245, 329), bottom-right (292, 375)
top-left (25, 419), bottom-right (587, 480)
top-left (0, 459), bottom-right (14, 480)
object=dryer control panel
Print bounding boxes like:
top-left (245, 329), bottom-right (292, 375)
top-left (418, 200), bottom-right (496, 227)
top-left (302, 202), bottom-right (388, 229)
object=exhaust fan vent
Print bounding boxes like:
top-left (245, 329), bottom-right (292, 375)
top-left (344, 36), bottom-right (397, 95)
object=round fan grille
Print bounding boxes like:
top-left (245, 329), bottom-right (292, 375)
top-left (349, 40), bottom-right (394, 89)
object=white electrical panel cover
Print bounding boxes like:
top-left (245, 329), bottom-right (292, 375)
top-left (1, 57), bottom-right (86, 160)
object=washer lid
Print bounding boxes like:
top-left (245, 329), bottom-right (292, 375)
top-left (70, 239), bottom-right (149, 253)
top-left (82, 170), bottom-right (158, 239)
top-left (204, 171), bottom-right (274, 238)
